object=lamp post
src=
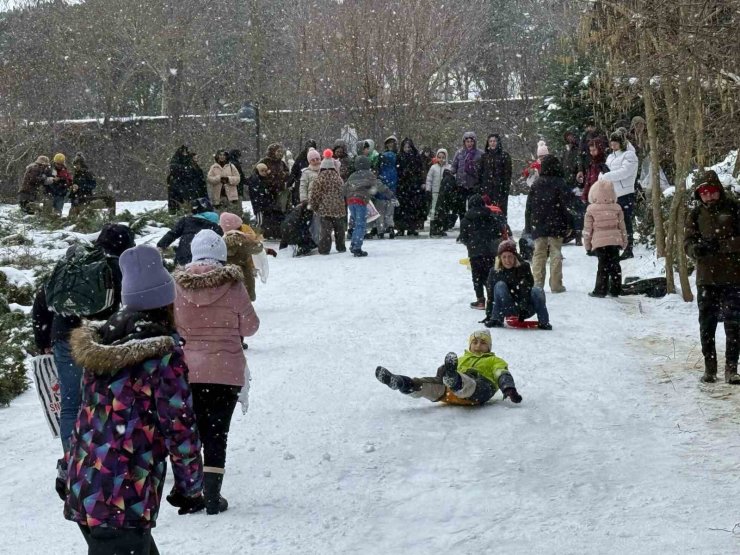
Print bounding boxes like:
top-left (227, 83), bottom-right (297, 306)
top-left (238, 101), bottom-right (261, 162)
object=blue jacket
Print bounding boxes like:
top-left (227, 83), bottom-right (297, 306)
top-left (377, 150), bottom-right (399, 192)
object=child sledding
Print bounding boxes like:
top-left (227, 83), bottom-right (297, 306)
top-left (375, 330), bottom-right (522, 406)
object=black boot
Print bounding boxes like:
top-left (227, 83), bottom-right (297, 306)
top-left (725, 362), bottom-right (740, 385)
top-left (701, 358), bottom-right (717, 383)
top-left (204, 471), bottom-right (228, 515)
top-left (619, 246), bottom-right (634, 260)
top-left (388, 227), bottom-right (396, 239)
top-left (441, 352), bottom-right (462, 390)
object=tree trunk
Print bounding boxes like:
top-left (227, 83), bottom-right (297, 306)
top-left (642, 79), bottom-right (665, 257)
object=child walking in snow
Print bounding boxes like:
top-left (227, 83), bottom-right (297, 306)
top-left (583, 179), bottom-right (627, 297)
top-left (375, 330), bottom-right (522, 406)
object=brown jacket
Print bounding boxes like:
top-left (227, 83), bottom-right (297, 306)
top-left (224, 230), bottom-right (263, 302)
top-left (309, 169), bottom-right (347, 218)
top-left (19, 162), bottom-right (51, 195)
top-left (685, 189), bottom-right (740, 286)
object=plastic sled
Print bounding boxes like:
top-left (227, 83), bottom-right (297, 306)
top-left (504, 316), bottom-right (539, 329)
top-left (459, 258), bottom-right (471, 271)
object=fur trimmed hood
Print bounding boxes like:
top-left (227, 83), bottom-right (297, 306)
top-left (70, 324), bottom-right (175, 375)
top-left (174, 263), bottom-right (244, 306)
top-left (223, 229), bottom-right (262, 252)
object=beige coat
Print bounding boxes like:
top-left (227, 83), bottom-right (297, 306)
top-left (299, 166), bottom-right (320, 202)
top-left (207, 162), bottom-right (241, 203)
top-left (584, 180), bottom-right (627, 251)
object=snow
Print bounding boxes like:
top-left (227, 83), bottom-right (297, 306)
top-left (1, 197), bottom-right (740, 553)
top-left (0, 266), bottom-right (36, 287)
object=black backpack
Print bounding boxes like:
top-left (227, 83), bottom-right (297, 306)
top-left (45, 244), bottom-right (116, 317)
top-left (622, 277), bottom-right (667, 298)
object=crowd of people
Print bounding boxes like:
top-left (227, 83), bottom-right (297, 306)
top-left (19, 112), bottom-right (740, 554)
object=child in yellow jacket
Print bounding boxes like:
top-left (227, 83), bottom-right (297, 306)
top-left (376, 330), bottom-right (522, 405)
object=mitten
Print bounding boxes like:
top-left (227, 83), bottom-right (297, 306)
top-left (484, 319), bottom-right (503, 328)
top-left (265, 248), bottom-right (278, 257)
top-left (503, 387), bottom-right (522, 403)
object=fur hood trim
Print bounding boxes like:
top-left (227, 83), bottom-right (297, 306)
top-left (224, 230), bottom-right (261, 249)
top-left (173, 263), bottom-right (244, 290)
top-left (70, 324), bottom-right (175, 375)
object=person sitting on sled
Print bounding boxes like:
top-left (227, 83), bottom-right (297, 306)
top-left (483, 239), bottom-right (552, 329)
top-left (375, 329), bottom-right (522, 406)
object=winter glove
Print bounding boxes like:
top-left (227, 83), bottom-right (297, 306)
top-left (484, 319), bottom-right (503, 328)
top-left (503, 387), bottom-right (522, 403)
top-left (55, 458), bottom-right (67, 501)
top-left (220, 176), bottom-right (229, 184)
top-left (166, 490), bottom-right (205, 515)
top-left (586, 249), bottom-right (595, 256)
top-left (693, 238), bottom-right (720, 258)
top-left (265, 247), bottom-right (278, 257)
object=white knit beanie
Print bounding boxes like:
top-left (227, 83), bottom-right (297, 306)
top-left (190, 229), bottom-right (227, 263)
top-left (536, 140), bottom-right (549, 157)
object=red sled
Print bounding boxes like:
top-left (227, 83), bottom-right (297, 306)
top-left (504, 316), bottom-right (539, 329)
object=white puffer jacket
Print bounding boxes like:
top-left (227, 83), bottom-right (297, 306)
top-left (602, 146), bottom-right (639, 197)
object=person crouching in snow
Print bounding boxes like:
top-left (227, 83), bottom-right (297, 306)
top-left (375, 330), bottom-right (522, 405)
top-left (483, 239), bottom-right (552, 329)
top-left (583, 179), bottom-right (627, 298)
top-left (63, 244), bottom-right (205, 554)
top-left (174, 229), bottom-right (260, 515)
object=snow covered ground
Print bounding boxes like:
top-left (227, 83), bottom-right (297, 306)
top-left (1, 196), bottom-right (740, 554)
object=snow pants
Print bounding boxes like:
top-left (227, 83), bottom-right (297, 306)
top-left (373, 199), bottom-right (394, 233)
top-left (617, 193), bottom-right (636, 248)
top-left (593, 246), bottom-right (622, 296)
top-left (78, 525), bottom-right (158, 555)
top-left (191, 383), bottom-right (241, 470)
top-left (470, 255), bottom-right (495, 299)
top-left (698, 285), bottom-right (740, 367)
top-left (318, 216), bottom-right (347, 254)
top-left (410, 371), bottom-right (495, 406)
top-left (532, 236), bottom-right (564, 291)
top-left (491, 282), bottom-right (550, 325)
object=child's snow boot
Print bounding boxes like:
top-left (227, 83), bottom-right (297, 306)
top-left (376, 367), bottom-right (419, 394)
top-left (204, 470), bottom-right (229, 515)
top-left (725, 362), bottom-right (740, 384)
top-left (352, 249), bottom-right (368, 257)
top-left (701, 358), bottom-right (717, 383)
top-left (441, 352), bottom-right (462, 390)
top-left (388, 227), bottom-right (396, 239)
top-left (375, 366), bottom-right (393, 386)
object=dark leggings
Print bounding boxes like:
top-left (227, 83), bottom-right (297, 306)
top-left (593, 246), bottom-right (622, 295)
top-left (79, 525), bottom-right (158, 555)
top-left (191, 383), bottom-right (241, 469)
top-left (698, 286), bottom-right (740, 365)
top-left (470, 255), bottom-right (495, 299)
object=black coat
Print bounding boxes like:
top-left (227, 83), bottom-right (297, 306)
top-left (246, 171), bottom-right (271, 214)
top-left (525, 175), bottom-right (572, 239)
top-left (459, 206), bottom-right (507, 258)
top-left (396, 139), bottom-right (426, 229)
top-left (478, 144), bottom-right (512, 205)
top-left (167, 159), bottom-right (206, 202)
top-left (70, 169), bottom-right (97, 205)
top-left (156, 214), bottom-right (223, 266)
top-left (485, 259), bottom-right (535, 319)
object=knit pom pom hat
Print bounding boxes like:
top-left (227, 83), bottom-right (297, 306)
top-left (497, 239), bottom-right (518, 256)
top-left (307, 148), bottom-right (321, 163)
top-left (536, 140), bottom-right (549, 157)
top-left (469, 329), bottom-right (492, 351)
top-left (322, 148), bottom-right (334, 159)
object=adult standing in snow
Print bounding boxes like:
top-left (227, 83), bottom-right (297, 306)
top-left (246, 163), bottom-right (270, 229)
top-left (45, 153), bottom-right (72, 215)
top-left (289, 139), bottom-right (318, 205)
top-left (174, 229), bottom-right (260, 514)
top-left (577, 117), bottom-right (608, 183)
top-left (166, 145), bottom-right (206, 214)
top-left (601, 130), bottom-right (639, 260)
top-left (483, 239), bottom-right (551, 329)
top-left (581, 139), bottom-right (609, 203)
top-left (376, 136), bottom-right (400, 238)
top-left (459, 193), bottom-right (508, 310)
top-left (207, 150), bottom-right (242, 213)
top-left (62, 244), bottom-right (205, 553)
top-left (18, 155), bottom-right (52, 214)
top-left (450, 131), bottom-right (483, 226)
top-left (425, 148), bottom-right (451, 237)
top-left (359, 139), bottom-right (380, 169)
top-left (395, 138), bottom-right (425, 236)
top-left (33, 223), bottom-right (135, 457)
top-left (478, 133), bottom-right (513, 216)
top-left (157, 197), bottom-right (223, 266)
top-left (228, 149), bottom-right (247, 202)
top-left (562, 128), bottom-right (586, 246)
top-left (68, 153), bottom-right (98, 218)
top-left (333, 139), bottom-right (353, 182)
top-left (684, 170), bottom-right (740, 384)
top-left (309, 154), bottom-right (348, 255)
top-left (259, 143), bottom-right (291, 239)
top-left (524, 155), bottom-right (570, 293)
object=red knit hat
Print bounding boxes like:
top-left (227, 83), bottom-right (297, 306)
top-left (497, 239), bottom-right (517, 256)
top-left (322, 148), bottom-right (334, 159)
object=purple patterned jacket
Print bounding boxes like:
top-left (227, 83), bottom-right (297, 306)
top-left (64, 322), bottom-right (203, 529)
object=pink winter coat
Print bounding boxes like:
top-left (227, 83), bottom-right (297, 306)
top-left (173, 263), bottom-right (259, 386)
top-left (583, 180), bottom-right (628, 251)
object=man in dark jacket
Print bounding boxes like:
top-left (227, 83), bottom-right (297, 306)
top-left (477, 133), bottom-right (513, 216)
top-left (18, 155), bottom-right (53, 214)
top-left (561, 127), bottom-right (585, 246)
top-left (167, 145), bottom-right (207, 214)
top-left (524, 155), bottom-right (570, 293)
top-left (459, 194), bottom-right (508, 309)
top-left (228, 149), bottom-right (247, 200)
top-left (157, 197), bottom-right (223, 265)
top-left (684, 170), bottom-right (740, 384)
top-left (33, 223), bottom-right (135, 454)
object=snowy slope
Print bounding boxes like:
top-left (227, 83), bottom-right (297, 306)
top-left (1, 196), bottom-right (739, 554)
